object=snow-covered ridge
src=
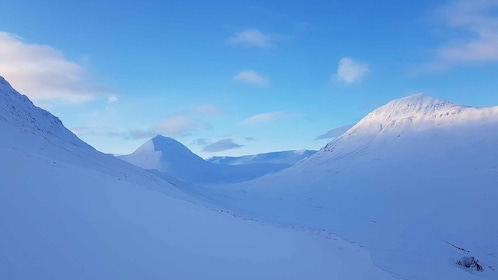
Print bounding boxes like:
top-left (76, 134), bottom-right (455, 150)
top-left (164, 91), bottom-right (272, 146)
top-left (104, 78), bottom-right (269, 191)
top-left (2, 77), bottom-right (385, 280)
top-left (361, 93), bottom-right (460, 123)
top-left (0, 76), bottom-right (182, 190)
top-left (322, 94), bottom-right (498, 153)
top-left (0, 76), bottom-right (86, 147)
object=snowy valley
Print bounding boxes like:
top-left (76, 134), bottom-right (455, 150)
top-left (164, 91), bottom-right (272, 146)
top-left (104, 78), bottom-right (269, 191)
top-left (1, 76), bottom-right (497, 280)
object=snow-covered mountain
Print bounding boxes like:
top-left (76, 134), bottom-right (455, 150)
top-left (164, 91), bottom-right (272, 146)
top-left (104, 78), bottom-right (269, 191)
top-left (3, 74), bottom-right (497, 280)
top-left (0, 76), bottom-right (181, 189)
top-left (119, 135), bottom-right (289, 185)
top-left (207, 149), bottom-right (317, 166)
top-left (196, 94), bottom-right (498, 280)
top-left (1, 77), bottom-right (395, 279)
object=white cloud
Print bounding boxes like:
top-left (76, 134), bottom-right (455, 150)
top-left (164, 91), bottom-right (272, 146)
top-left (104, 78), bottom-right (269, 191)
top-left (242, 112), bottom-right (284, 124)
top-left (335, 57), bottom-right (369, 83)
top-left (0, 31), bottom-right (107, 103)
top-left (203, 138), bottom-right (244, 152)
top-left (157, 115), bottom-right (198, 136)
top-left (107, 95), bottom-right (119, 103)
top-left (226, 29), bottom-right (273, 48)
top-left (193, 104), bottom-right (226, 116)
top-left (233, 70), bottom-right (269, 86)
top-left (436, 0), bottom-right (498, 63)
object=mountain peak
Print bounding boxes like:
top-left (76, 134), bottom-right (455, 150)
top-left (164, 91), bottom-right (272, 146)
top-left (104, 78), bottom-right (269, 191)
top-left (149, 135), bottom-right (191, 152)
top-left (321, 94), bottom-right (498, 155)
top-left (361, 94), bottom-right (459, 124)
top-left (129, 135), bottom-right (203, 162)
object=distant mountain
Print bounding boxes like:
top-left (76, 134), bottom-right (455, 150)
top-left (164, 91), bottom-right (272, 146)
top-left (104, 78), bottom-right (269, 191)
top-left (207, 149), bottom-right (317, 166)
top-left (211, 94), bottom-right (498, 280)
top-left (119, 135), bottom-right (289, 185)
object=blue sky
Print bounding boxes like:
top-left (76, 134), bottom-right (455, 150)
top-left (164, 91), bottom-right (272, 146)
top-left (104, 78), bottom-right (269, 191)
top-left (1, 0), bottom-right (498, 157)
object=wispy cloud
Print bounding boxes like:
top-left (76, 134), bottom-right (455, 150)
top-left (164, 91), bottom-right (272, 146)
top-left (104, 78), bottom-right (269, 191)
top-left (190, 138), bottom-right (210, 146)
top-left (233, 70), bottom-right (269, 86)
top-left (242, 112), bottom-right (285, 124)
top-left (335, 57), bottom-right (369, 83)
top-left (315, 124), bottom-right (355, 140)
top-left (193, 104), bottom-right (227, 117)
top-left (0, 31), bottom-right (108, 104)
top-left (69, 126), bottom-right (122, 138)
top-left (107, 95), bottom-right (119, 103)
top-left (203, 138), bottom-right (244, 152)
top-left (157, 115), bottom-right (198, 136)
top-left (418, 1), bottom-right (498, 73)
top-left (226, 29), bottom-right (273, 48)
top-left (438, 0), bottom-right (498, 63)
top-left (127, 129), bottom-right (157, 140)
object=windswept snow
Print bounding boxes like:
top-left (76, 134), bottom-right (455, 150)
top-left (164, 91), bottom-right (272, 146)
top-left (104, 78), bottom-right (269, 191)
top-left (0, 76), bottom-right (396, 279)
top-left (2, 76), bottom-right (497, 280)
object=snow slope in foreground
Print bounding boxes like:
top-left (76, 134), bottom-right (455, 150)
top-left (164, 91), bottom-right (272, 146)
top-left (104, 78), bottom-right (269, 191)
top-left (195, 94), bottom-right (498, 280)
top-left (0, 76), bottom-right (395, 279)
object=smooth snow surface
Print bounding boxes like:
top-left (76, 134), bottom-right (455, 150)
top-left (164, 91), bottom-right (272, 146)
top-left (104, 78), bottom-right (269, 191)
top-left (119, 135), bottom-right (289, 185)
top-left (0, 76), bottom-right (395, 279)
top-left (189, 94), bottom-right (498, 280)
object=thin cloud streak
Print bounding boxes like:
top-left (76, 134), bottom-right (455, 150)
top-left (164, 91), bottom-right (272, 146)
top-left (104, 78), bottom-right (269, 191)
top-left (226, 29), bottom-right (273, 48)
top-left (233, 70), bottom-right (269, 86)
top-left (437, 0), bottom-right (498, 62)
top-left (417, 0), bottom-right (498, 73)
top-left (203, 138), bottom-right (244, 152)
top-left (193, 104), bottom-right (227, 117)
top-left (242, 112), bottom-right (285, 124)
top-left (157, 115), bottom-right (199, 136)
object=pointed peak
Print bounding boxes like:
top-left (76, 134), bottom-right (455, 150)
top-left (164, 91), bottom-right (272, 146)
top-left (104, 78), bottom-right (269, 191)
top-left (142, 135), bottom-right (193, 154)
top-left (150, 135), bottom-right (182, 146)
top-left (151, 134), bottom-right (174, 141)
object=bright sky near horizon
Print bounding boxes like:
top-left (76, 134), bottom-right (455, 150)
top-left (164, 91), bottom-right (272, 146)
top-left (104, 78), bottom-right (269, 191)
top-left (1, 0), bottom-right (498, 158)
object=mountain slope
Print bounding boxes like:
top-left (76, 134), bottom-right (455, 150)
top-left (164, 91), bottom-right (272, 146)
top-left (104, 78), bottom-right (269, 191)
top-left (119, 135), bottom-right (288, 185)
top-left (194, 94), bottom-right (498, 280)
top-left (2, 76), bottom-right (395, 279)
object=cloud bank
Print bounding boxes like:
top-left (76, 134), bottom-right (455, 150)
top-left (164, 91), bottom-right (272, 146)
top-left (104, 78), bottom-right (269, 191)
top-left (0, 31), bottom-right (107, 103)
top-left (438, 0), bottom-right (498, 63)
